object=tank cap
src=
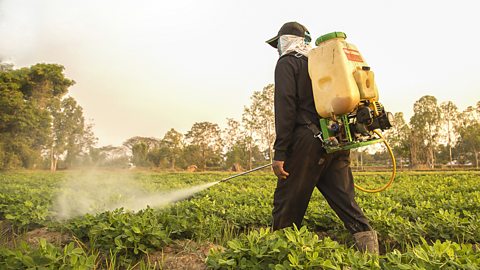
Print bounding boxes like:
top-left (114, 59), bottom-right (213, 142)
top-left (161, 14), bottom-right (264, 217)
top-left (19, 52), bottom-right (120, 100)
top-left (315, 32), bottom-right (347, 46)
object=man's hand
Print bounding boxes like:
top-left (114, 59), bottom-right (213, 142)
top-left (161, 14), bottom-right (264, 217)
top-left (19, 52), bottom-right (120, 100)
top-left (272, 160), bottom-right (289, 179)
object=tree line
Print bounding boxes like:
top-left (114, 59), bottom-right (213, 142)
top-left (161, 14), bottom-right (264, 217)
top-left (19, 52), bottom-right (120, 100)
top-left (91, 84), bottom-right (275, 171)
top-left (0, 63), bottom-right (95, 171)
top-left (1, 63), bottom-right (479, 171)
top-left (384, 96), bottom-right (480, 169)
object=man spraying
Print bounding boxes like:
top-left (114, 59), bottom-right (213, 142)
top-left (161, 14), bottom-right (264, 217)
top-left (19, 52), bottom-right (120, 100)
top-left (266, 21), bottom-right (379, 254)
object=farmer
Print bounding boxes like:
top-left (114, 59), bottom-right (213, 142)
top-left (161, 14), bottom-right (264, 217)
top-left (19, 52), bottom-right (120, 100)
top-left (266, 22), bottom-right (379, 254)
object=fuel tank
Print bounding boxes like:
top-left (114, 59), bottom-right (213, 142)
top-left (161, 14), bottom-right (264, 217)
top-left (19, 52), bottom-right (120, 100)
top-left (308, 32), bottom-right (378, 118)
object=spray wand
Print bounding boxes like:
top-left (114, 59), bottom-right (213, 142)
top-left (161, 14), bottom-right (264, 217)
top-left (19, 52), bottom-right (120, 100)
top-left (171, 164), bottom-right (272, 204)
top-left (218, 154), bottom-right (394, 193)
top-left (219, 163), bottom-right (272, 183)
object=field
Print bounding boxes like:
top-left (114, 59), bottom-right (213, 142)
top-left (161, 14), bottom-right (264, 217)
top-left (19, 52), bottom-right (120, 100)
top-left (0, 170), bottom-right (479, 269)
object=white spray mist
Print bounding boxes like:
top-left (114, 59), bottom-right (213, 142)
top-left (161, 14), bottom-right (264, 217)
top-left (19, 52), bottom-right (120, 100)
top-left (52, 170), bottom-right (218, 220)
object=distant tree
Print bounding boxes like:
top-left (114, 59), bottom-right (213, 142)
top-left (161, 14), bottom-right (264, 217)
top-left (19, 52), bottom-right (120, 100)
top-left (225, 138), bottom-right (265, 171)
top-left (410, 95), bottom-right (442, 168)
top-left (243, 84), bottom-right (275, 164)
top-left (146, 144), bottom-right (169, 168)
top-left (459, 102), bottom-right (480, 125)
top-left (87, 147), bottom-right (106, 165)
top-left (456, 101), bottom-right (480, 168)
top-left (241, 111), bottom-right (258, 170)
top-left (407, 129), bottom-right (424, 168)
top-left (132, 142), bottom-right (150, 167)
top-left (223, 118), bottom-right (242, 169)
top-left (0, 83), bottom-right (49, 168)
top-left (439, 101), bottom-right (459, 166)
top-left (457, 123), bottom-right (480, 168)
top-left (88, 145), bottom-right (129, 167)
top-left (435, 144), bottom-right (453, 165)
top-left (185, 122), bottom-right (223, 170)
top-left (179, 145), bottom-right (202, 169)
top-left (0, 63), bottom-right (78, 170)
top-left (384, 112), bottom-right (411, 168)
top-left (223, 118), bottom-right (242, 151)
top-left (17, 63), bottom-right (74, 111)
top-left (122, 136), bottom-right (161, 167)
top-left (18, 64), bottom-right (76, 171)
top-left (223, 118), bottom-right (266, 170)
top-left (50, 97), bottom-right (96, 170)
top-left (0, 62), bottom-right (14, 72)
top-left (123, 136), bottom-right (161, 152)
top-left (162, 128), bottom-right (184, 170)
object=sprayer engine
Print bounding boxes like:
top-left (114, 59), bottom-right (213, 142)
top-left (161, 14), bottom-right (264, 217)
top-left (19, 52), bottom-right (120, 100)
top-left (320, 100), bottom-right (393, 153)
top-left (308, 31), bottom-right (395, 154)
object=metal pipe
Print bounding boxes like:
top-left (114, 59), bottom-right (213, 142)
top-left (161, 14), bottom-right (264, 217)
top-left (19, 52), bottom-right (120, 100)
top-left (219, 163), bottom-right (272, 183)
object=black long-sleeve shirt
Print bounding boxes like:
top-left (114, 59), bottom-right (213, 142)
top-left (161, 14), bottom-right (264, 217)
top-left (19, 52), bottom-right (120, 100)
top-left (273, 52), bottom-right (319, 161)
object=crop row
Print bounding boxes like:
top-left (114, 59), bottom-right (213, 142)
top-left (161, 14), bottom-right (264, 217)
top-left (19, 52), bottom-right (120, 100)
top-left (207, 225), bottom-right (480, 269)
top-left (1, 171), bottom-right (479, 268)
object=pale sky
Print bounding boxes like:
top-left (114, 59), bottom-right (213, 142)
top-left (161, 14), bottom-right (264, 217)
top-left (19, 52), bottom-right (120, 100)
top-left (1, 0), bottom-right (479, 146)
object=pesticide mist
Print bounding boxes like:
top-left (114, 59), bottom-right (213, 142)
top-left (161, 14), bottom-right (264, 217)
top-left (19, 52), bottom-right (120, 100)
top-left (52, 171), bottom-right (218, 220)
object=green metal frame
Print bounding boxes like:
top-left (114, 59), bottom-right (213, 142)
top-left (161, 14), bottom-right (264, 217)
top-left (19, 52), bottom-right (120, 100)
top-left (320, 115), bottom-right (384, 153)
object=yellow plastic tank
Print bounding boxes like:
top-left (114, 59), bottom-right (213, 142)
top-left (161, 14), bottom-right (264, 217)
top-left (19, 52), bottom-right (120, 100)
top-left (308, 32), bottom-right (378, 118)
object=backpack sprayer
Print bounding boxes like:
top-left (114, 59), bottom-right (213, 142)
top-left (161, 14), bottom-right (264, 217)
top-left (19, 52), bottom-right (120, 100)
top-left (221, 32), bottom-right (396, 193)
top-left (307, 32), bottom-right (396, 192)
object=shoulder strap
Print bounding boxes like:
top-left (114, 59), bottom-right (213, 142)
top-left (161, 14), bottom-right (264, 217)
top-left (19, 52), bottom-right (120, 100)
top-left (294, 54), bottom-right (323, 142)
top-left (301, 113), bottom-right (324, 142)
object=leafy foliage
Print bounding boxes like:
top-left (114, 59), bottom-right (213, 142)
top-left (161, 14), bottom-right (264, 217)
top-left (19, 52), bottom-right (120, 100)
top-left (207, 226), bottom-right (480, 270)
top-left (0, 171), bottom-right (479, 268)
top-left (185, 122), bottom-right (224, 170)
top-left (0, 239), bottom-right (97, 270)
top-left (65, 208), bottom-right (170, 265)
top-left (0, 64), bottom-right (94, 170)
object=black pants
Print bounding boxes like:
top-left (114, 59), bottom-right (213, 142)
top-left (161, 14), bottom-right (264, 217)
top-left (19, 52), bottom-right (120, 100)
top-left (272, 126), bottom-right (371, 233)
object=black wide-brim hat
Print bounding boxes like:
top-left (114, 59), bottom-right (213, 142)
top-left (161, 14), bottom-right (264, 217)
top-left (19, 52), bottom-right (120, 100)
top-left (266, 21), bottom-right (310, 48)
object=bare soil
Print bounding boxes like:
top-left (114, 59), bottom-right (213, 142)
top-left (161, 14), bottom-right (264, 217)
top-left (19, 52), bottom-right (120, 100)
top-left (147, 240), bottom-right (223, 270)
top-left (24, 227), bottom-right (72, 247)
top-left (0, 220), bottom-right (17, 248)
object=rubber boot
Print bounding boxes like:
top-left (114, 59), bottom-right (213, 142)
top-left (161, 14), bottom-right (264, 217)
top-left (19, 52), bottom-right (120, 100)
top-left (353, 230), bottom-right (379, 254)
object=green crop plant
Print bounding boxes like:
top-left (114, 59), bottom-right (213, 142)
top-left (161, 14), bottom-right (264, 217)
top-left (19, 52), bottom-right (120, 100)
top-left (0, 239), bottom-right (98, 269)
top-left (207, 225), bottom-right (379, 269)
top-left (1, 171), bottom-right (479, 268)
top-left (64, 207), bottom-right (170, 266)
top-left (207, 226), bottom-right (480, 270)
